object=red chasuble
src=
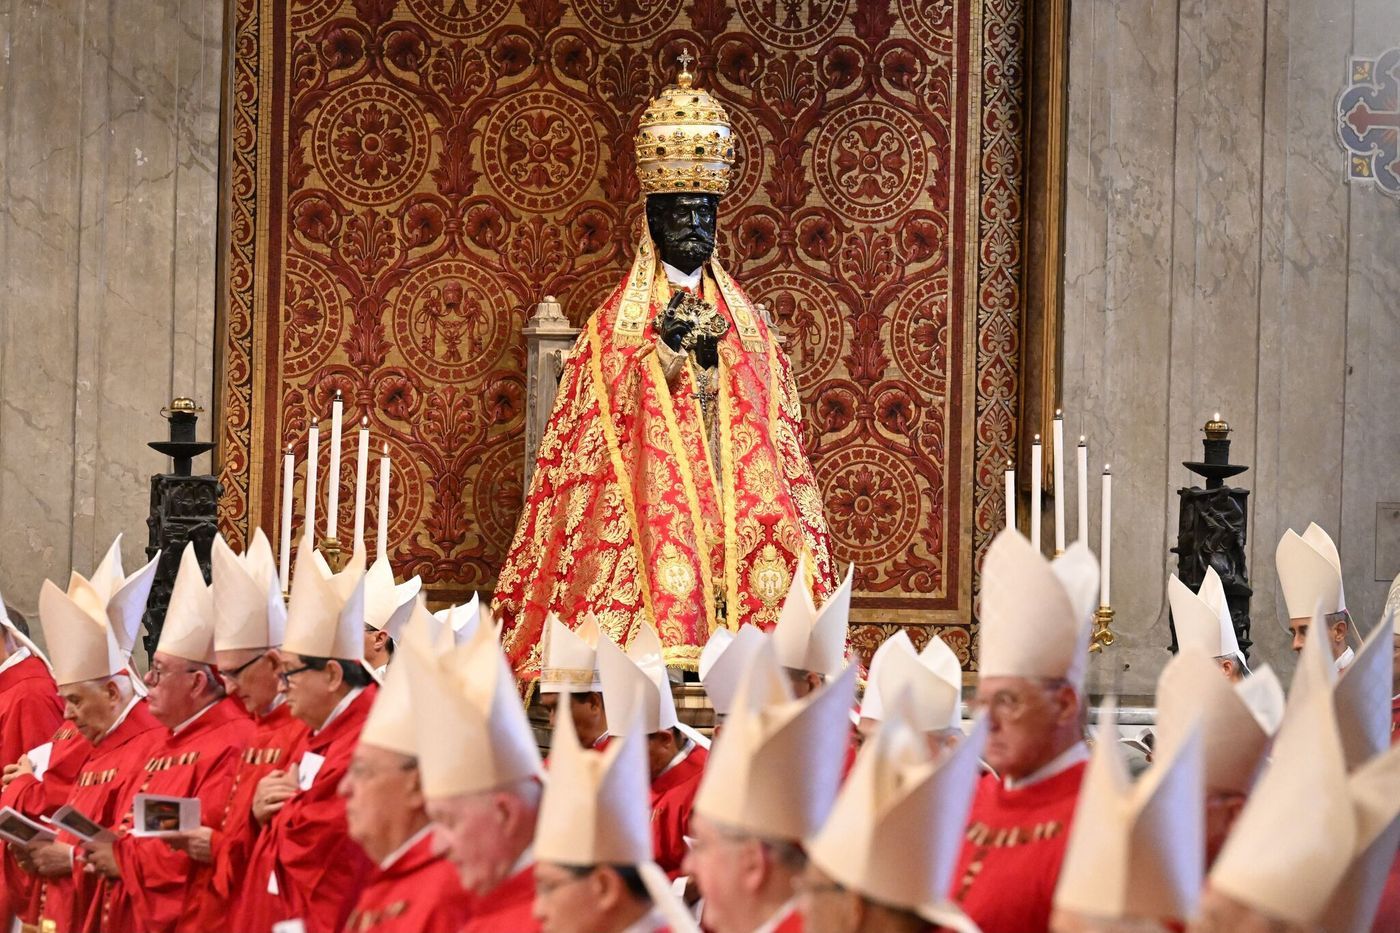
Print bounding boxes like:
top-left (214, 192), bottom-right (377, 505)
top-left (497, 240), bottom-right (836, 678)
top-left (0, 657), bottom-right (66, 926)
top-left (0, 721), bottom-right (89, 929)
top-left (344, 830), bottom-right (476, 933)
top-left (202, 701), bottom-right (307, 925)
top-left (44, 700), bottom-right (162, 933)
top-left (461, 863), bottom-right (540, 933)
top-left (949, 762), bottom-right (1087, 933)
top-left (651, 744), bottom-right (708, 877)
top-left (97, 696), bottom-right (254, 933)
top-left (234, 686), bottom-right (377, 933)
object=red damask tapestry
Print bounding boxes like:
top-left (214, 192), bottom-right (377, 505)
top-left (218, 0), bottom-right (1025, 668)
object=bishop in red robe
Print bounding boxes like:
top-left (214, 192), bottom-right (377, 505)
top-left (346, 828), bottom-right (475, 933)
top-left (462, 861), bottom-right (538, 933)
top-left (650, 741), bottom-right (707, 878)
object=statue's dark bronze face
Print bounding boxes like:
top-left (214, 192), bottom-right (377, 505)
top-left (646, 193), bottom-right (719, 275)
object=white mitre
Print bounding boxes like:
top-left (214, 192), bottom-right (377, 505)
top-left (0, 585), bottom-right (51, 673)
top-left (62, 535), bottom-right (161, 695)
top-left (155, 543), bottom-right (217, 666)
top-left (1054, 699), bottom-right (1204, 923)
top-left (539, 612), bottom-right (603, 694)
top-left (1275, 522), bottom-right (1346, 619)
top-left (978, 530), bottom-right (1099, 692)
top-left (597, 623), bottom-right (709, 749)
top-left (1333, 615), bottom-right (1394, 772)
top-left (362, 553), bottom-right (422, 642)
top-left (1155, 649), bottom-right (1272, 795)
top-left (860, 630), bottom-right (962, 733)
top-left (212, 530), bottom-right (287, 651)
top-left (282, 533), bottom-right (366, 661)
top-left (809, 695), bottom-right (986, 933)
top-left (771, 556), bottom-right (851, 678)
top-left (403, 620), bottom-right (542, 799)
top-left (37, 579), bottom-right (129, 688)
top-left (698, 625), bottom-right (767, 718)
top-left (1167, 566), bottom-right (1239, 659)
top-left (694, 640), bottom-right (856, 842)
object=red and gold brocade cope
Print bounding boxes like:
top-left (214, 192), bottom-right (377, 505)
top-left (496, 244), bottom-right (837, 675)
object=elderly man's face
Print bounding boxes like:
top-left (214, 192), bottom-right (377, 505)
top-left (427, 792), bottom-right (516, 894)
top-left (339, 744), bottom-right (420, 862)
top-left (144, 652), bottom-right (209, 727)
top-left (60, 678), bottom-right (125, 743)
top-left (972, 676), bottom-right (1077, 779)
top-left (682, 814), bottom-right (765, 933)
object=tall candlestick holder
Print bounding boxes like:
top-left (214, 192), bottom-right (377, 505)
top-left (1089, 605), bottom-right (1115, 652)
top-left (320, 537), bottom-right (345, 573)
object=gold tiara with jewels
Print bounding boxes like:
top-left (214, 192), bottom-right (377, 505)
top-left (634, 50), bottom-right (737, 196)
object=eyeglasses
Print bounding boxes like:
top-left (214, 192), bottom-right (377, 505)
top-left (278, 664), bottom-right (314, 686)
top-left (146, 665), bottom-right (200, 685)
top-left (222, 652), bottom-right (269, 683)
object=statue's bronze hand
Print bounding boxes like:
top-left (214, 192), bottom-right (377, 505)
top-left (692, 335), bottom-right (720, 369)
top-left (655, 292), bottom-right (694, 352)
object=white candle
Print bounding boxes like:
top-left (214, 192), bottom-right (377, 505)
top-left (1030, 435), bottom-right (1042, 551)
top-left (1076, 437), bottom-right (1088, 543)
top-left (305, 424), bottom-right (319, 542)
top-left (279, 444), bottom-right (294, 591)
top-left (326, 391), bottom-right (343, 539)
top-left (352, 418), bottom-right (369, 551)
top-left (377, 444), bottom-right (391, 561)
top-left (1052, 410), bottom-right (1065, 552)
top-left (1004, 467), bottom-right (1016, 535)
top-left (1100, 464), bottom-right (1113, 606)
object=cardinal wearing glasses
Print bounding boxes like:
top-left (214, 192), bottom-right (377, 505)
top-left (233, 536), bottom-right (378, 933)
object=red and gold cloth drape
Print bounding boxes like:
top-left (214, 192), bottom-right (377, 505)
top-left (495, 236), bottom-right (838, 673)
top-left (218, 0), bottom-right (1027, 669)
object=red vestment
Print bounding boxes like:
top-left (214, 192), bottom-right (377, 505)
top-left (44, 701), bottom-right (162, 933)
top-left (1390, 695), bottom-right (1399, 743)
top-left (461, 863), bottom-right (540, 933)
top-left (0, 658), bottom-right (64, 929)
top-left (204, 702), bottom-right (307, 924)
top-left (651, 744), bottom-right (708, 877)
top-left (949, 762), bottom-right (1087, 933)
top-left (98, 696), bottom-right (254, 933)
top-left (0, 722), bottom-right (90, 928)
top-left (497, 243), bottom-right (837, 677)
top-left (234, 687), bottom-right (377, 933)
top-left (344, 830), bottom-right (475, 933)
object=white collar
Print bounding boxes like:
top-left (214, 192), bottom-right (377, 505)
top-left (1335, 645), bottom-right (1356, 674)
top-left (315, 686), bottom-right (365, 735)
top-left (662, 261), bottom-right (702, 291)
top-left (1003, 740), bottom-right (1090, 790)
top-left (0, 647), bottom-right (32, 676)
top-left (99, 694), bottom-right (143, 742)
top-left (260, 693), bottom-right (287, 718)
top-left (656, 738), bottom-right (694, 779)
top-left (592, 731), bottom-right (610, 750)
top-left (753, 899), bottom-right (799, 933)
top-left (171, 699), bottom-right (220, 735)
top-left (379, 823), bottom-right (433, 870)
top-left (371, 663), bottom-right (389, 684)
top-left (507, 844), bottom-right (534, 879)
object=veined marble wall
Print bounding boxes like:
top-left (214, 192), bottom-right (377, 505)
top-left (0, 0), bottom-right (223, 633)
top-left (1064, 0), bottom-right (1400, 695)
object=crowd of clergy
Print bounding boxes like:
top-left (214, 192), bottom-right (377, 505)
top-left (0, 517), bottom-right (1394, 933)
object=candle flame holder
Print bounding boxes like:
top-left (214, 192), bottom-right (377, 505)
top-left (1089, 605), bottom-right (1115, 653)
top-left (320, 537), bottom-right (345, 574)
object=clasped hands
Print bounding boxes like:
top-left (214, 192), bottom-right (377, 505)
top-left (655, 292), bottom-right (725, 370)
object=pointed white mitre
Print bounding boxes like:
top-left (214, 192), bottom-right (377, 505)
top-left (212, 530), bottom-right (288, 651)
top-left (433, 593), bottom-right (482, 651)
top-left (66, 535), bottom-right (161, 661)
top-left (362, 554), bottom-right (422, 642)
top-left (359, 602), bottom-right (441, 758)
top-left (404, 620), bottom-right (543, 799)
top-left (695, 640), bottom-right (857, 842)
top-left (1321, 741), bottom-right (1400, 933)
top-left (1167, 567), bottom-right (1239, 659)
top-left (861, 631), bottom-right (962, 733)
top-left (282, 533), bottom-right (366, 661)
top-left (699, 625), bottom-right (768, 717)
top-left (1155, 649), bottom-right (1271, 795)
top-left (38, 578), bottom-right (128, 687)
top-left (978, 531), bottom-right (1099, 691)
top-left (536, 693), bottom-right (652, 866)
top-left (540, 612), bottom-right (603, 694)
top-left (1334, 616), bottom-right (1394, 773)
top-left (1275, 523), bottom-right (1345, 619)
top-left (1055, 699), bottom-right (1205, 922)
top-left (597, 623), bottom-right (680, 736)
top-left (0, 583), bottom-right (52, 673)
top-left (809, 695), bottom-right (987, 933)
top-left (155, 543), bottom-right (217, 665)
top-left (1209, 614), bottom-right (1353, 925)
top-left (772, 557), bottom-right (851, 677)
